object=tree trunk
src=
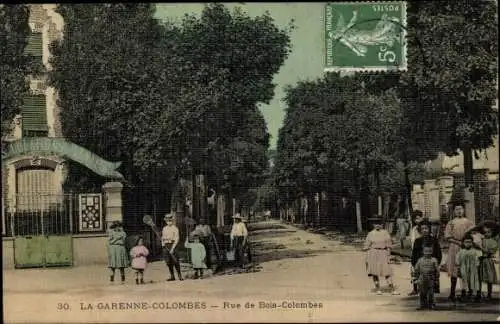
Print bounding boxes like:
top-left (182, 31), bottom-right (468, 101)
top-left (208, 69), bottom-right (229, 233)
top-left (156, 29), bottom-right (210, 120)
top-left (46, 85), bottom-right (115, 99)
top-left (403, 150), bottom-right (414, 214)
top-left (353, 168), bottom-right (363, 233)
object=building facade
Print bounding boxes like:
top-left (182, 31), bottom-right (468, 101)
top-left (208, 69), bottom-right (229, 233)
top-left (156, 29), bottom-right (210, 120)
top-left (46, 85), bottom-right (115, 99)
top-left (2, 5), bottom-right (123, 269)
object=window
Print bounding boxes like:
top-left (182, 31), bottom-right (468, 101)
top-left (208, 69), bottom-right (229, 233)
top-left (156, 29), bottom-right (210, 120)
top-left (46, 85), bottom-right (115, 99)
top-left (22, 95), bottom-right (48, 137)
top-left (24, 31), bottom-right (43, 61)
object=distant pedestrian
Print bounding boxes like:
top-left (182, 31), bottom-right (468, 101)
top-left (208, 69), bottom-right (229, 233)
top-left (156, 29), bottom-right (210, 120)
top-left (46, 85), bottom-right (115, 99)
top-left (408, 213), bottom-right (424, 296)
top-left (230, 213), bottom-right (248, 268)
top-left (130, 236), bottom-right (149, 285)
top-left (456, 235), bottom-right (482, 302)
top-left (192, 218), bottom-right (213, 269)
top-left (414, 245), bottom-right (440, 310)
top-left (410, 220), bottom-right (442, 297)
top-left (478, 225), bottom-right (498, 301)
top-left (107, 221), bottom-right (129, 283)
top-left (161, 213), bottom-right (183, 281)
top-left (396, 214), bottom-right (409, 249)
top-left (363, 217), bottom-right (399, 295)
top-left (185, 234), bottom-right (207, 279)
top-left (444, 199), bottom-right (474, 301)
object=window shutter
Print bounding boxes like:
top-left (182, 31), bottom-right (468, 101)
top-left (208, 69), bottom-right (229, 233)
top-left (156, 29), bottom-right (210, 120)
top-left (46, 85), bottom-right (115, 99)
top-left (25, 32), bottom-right (43, 58)
top-left (22, 95), bottom-right (49, 133)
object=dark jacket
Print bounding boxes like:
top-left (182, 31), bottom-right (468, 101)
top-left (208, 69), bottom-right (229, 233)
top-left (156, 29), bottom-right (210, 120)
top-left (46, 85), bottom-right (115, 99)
top-left (411, 235), bottom-right (442, 267)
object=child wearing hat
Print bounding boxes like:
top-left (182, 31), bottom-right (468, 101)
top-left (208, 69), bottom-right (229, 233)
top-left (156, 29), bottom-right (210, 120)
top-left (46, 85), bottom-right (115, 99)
top-left (230, 213), bottom-right (248, 268)
top-left (185, 234), bottom-right (208, 279)
top-left (161, 213), bottom-right (183, 281)
top-left (363, 217), bottom-right (400, 295)
top-left (107, 221), bottom-right (129, 283)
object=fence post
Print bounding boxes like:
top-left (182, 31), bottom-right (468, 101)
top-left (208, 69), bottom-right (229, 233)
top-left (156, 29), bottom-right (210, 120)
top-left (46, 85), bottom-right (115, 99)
top-left (69, 191), bottom-right (74, 234)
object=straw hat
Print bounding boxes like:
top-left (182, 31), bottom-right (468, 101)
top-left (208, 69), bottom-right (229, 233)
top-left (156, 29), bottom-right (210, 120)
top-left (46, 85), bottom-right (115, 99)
top-left (232, 213), bottom-right (242, 220)
top-left (164, 213), bottom-right (174, 221)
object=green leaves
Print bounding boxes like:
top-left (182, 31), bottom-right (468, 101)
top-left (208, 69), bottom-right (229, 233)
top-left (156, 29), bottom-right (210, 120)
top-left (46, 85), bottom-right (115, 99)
top-left (0, 4), bottom-right (35, 138)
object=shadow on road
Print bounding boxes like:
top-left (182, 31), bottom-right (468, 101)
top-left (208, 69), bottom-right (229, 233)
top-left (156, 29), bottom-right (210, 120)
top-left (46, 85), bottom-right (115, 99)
top-left (251, 230), bottom-right (298, 239)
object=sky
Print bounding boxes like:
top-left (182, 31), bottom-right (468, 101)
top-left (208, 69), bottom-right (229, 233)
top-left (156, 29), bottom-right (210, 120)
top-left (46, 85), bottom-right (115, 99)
top-left (155, 3), bottom-right (326, 149)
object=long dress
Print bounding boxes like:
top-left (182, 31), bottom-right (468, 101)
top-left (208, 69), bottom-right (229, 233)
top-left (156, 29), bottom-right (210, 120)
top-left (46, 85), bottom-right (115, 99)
top-left (185, 241), bottom-right (207, 269)
top-left (108, 229), bottom-right (129, 268)
top-left (364, 229), bottom-right (393, 277)
top-left (130, 245), bottom-right (149, 270)
top-left (456, 247), bottom-right (482, 291)
top-left (480, 237), bottom-right (498, 284)
top-left (444, 217), bottom-right (474, 277)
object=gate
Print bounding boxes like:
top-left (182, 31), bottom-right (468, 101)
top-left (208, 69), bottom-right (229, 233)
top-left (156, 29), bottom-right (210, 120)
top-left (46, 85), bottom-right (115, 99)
top-left (6, 194), bottom-right (75, 268)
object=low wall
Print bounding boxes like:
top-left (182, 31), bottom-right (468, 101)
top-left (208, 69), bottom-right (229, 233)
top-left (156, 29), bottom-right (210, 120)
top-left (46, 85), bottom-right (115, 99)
top-left (2, 238), bottom-right (14, 269)
top-left (72, 234), bottom-right (108, 266)
top-left (2, 234), bottom-right (108, 269)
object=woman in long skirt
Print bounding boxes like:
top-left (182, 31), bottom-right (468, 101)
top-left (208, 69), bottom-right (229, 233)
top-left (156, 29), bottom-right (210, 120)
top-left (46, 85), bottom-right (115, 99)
top-left (108, 221), bottom-right (129, 283)
top-left (363, 217), bottom-right (399, 295)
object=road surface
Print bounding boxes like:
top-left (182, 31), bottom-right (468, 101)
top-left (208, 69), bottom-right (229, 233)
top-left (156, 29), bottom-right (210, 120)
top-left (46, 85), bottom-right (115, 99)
top-left (3, 220), bottom-right (499, 323)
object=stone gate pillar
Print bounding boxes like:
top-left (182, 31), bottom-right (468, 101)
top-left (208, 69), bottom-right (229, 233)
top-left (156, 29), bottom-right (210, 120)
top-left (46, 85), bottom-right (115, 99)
top-left (424, 179), bottom-right (440, 221)
top-left (102, 181), bottom-right (123, 227)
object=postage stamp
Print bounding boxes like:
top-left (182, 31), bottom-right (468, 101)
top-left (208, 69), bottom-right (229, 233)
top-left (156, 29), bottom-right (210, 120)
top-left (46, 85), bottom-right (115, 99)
top-left (324, 1), bottom-right (407, 72)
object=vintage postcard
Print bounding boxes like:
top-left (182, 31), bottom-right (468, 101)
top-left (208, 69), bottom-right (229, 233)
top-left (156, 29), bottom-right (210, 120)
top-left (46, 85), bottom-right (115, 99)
top-left (2, 2), bottom-right (499, 323)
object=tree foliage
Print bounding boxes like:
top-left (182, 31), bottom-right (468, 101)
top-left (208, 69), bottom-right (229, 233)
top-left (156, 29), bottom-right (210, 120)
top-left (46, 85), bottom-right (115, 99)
top-left (404, 0), bottom-right (498, 155)
top-left (50, 4), bottom-right (292, 209)
top-left (0, 4), bottom-right (37, 139)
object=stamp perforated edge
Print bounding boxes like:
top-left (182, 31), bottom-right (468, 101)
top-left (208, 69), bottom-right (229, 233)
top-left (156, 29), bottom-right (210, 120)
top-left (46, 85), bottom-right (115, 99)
top-left (323, 1), bottom-right (408, 73)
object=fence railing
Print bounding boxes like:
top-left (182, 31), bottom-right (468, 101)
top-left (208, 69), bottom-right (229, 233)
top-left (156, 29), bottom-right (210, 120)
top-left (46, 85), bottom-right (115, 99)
top-left (3, 193), bottom-right (105, 237)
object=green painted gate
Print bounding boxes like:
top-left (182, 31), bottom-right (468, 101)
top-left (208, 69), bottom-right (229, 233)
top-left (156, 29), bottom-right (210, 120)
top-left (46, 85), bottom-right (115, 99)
top-left (10, 194), bottom-right (74, 268)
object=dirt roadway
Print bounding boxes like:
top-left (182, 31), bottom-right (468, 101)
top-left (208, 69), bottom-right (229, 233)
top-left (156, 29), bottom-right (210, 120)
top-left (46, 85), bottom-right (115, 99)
top-left (3, 220), bottom-right (499, 323)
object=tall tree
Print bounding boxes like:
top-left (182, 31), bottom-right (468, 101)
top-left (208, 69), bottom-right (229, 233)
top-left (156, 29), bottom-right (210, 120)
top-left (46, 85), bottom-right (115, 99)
top-left (0, 4), bottom-right (37, 139)
top-left (404, 0), bottom-right (498, 186)
top-left (137, 4), bottom-right (293, 199)
top-left (49, 4), bottom-right (173, 191)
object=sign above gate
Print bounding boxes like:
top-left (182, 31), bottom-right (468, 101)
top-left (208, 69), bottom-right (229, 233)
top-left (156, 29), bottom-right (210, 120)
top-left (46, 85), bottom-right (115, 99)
top-left (2, 137), bottom-right (124, 179)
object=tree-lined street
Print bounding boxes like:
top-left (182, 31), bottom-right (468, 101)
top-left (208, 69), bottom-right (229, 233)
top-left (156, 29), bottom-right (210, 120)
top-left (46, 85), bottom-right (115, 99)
top-left (1, 2), bottom-right (499, 323)
top-left (4, 219), bottom-right (499, 322)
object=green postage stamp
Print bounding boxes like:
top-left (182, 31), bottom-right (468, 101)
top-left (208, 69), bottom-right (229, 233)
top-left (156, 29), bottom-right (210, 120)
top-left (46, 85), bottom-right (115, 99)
top-left (325, 2), bottom-right (407, 72)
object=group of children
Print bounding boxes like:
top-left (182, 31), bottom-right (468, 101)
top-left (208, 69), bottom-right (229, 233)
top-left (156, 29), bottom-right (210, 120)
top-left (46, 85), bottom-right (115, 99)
top-left (364, 201), bottom-right (498, 311)
top-left (408, 209), bottom-right (498, 310)
top-left (108, 221), bottom-right (209, 284)
top-left (128, 234), bottom-right (208, 283)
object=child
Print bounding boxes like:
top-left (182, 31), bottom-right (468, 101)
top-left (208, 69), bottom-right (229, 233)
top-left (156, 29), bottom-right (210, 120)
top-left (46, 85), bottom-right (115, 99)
top-left (363, 218), bottom-right (400, 295)
top-left (455, 235), bottom-right (482, 302)
top-left (479, 225), bottom-right (498, 301)
top-left (185, 234), bottom-right (207, 279)
top-left (414, 245), bottom-right (440, 310)
top-left (130, 237), bottom-right (149, 285)
top-left (408, 214), bottom-right (424, 296)
top-left (108, 221), bottom-right (129, 283)
top-left (410, 220), bottom-right (442, 297)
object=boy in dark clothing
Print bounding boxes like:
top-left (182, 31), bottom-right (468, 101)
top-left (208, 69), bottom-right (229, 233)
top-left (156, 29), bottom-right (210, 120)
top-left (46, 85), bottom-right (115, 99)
top-left (414, 245), bottom-right (440, 310)
top-left (410, 220), bottom-right (442, 295)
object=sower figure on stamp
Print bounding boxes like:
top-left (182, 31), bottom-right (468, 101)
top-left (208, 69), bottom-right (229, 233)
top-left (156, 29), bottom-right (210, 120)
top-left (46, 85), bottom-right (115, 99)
top-left (230, 213), bottom-right (248, 268)
top-left (161, 213), bottom-right (183, 281)
top-left (414, 245), bottom-right (440, 310)
top-left (444, 198), bottom-right (474, 301)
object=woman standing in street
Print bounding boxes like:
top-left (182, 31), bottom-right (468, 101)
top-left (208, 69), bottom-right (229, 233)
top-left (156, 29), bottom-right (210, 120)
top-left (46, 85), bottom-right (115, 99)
top-left (107, 221), bottom-right (129, 283)
top-left (363, 217), bottom-right (400, 295)
top-left (444, 198), bottom-right (474, 301)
